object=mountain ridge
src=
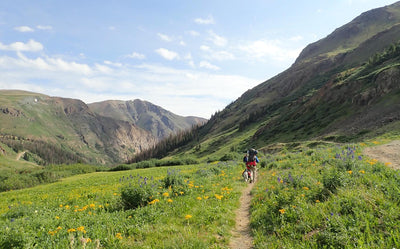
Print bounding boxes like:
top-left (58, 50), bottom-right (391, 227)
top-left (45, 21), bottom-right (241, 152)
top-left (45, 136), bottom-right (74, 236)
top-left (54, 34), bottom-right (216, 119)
top-left (133, 1), bottom-right (400, 161)
top-left (0, 90), bottom-right (205, 164)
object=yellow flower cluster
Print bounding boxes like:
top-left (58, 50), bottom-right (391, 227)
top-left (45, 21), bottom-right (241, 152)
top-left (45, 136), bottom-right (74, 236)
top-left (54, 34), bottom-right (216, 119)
top-left (115, 233), bottom-right (123, 239)
top-left (214, 194), bottom-right (223, 200)
top-left (48, 226), bottom-right (62, 236)
top-left (366, 159), bottom-right (378, 165)
top-left (148, 199), bottom-right (160, 205)
top-left (67, 226), bottom-right (86, 234)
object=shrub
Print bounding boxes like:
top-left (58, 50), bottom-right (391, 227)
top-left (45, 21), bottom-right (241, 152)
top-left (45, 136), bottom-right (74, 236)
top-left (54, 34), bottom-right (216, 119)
top-left (120, 184), bottom-right (156, 210)
top-left (162, 169), bottom-right (185, 189)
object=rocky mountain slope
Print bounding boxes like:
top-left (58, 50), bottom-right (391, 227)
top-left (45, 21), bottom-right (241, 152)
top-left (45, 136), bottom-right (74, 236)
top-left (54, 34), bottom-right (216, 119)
top-left (0, 90), bottom-right (204, 164)
top-left (89, 100), bottom-right (206, 140)
top-left (144, 1), bottom-right (400, 160)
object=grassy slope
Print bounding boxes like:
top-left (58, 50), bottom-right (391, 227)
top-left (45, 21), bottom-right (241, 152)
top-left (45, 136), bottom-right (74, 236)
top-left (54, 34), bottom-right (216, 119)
top-left (2, 135), bottom-right (400, 248)
top-left (0, 162), bottom-right (247, 248)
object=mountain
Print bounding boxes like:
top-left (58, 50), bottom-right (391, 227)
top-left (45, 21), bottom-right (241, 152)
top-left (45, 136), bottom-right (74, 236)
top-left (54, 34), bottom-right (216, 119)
top-left (0, 90), bottom-right (204, 165)
top-left (88, 100), bottom-right (206, 140)
top-left (139, 1), bottom-right (400, 160)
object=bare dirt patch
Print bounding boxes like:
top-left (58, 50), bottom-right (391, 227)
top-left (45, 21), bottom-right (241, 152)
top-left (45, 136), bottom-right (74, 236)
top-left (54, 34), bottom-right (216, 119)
top-left (363, 140), bottom-right (400, 170)
top-left (229, 180), bottom-right (254, 249)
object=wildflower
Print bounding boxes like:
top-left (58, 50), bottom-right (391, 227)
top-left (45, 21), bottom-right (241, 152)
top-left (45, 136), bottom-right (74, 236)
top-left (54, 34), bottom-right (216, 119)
top-left (87, 238), bottom-right (92, 243)
top-left (316, 200), bottom-right (320, 203)
top-left (167, 199), bottom-right (173, 203)
top-left (215, 194), bottom-right (223, 200)
top-left (148, 199), bottom-right (160, 205)
top-left (56, 226), bottom-right (62, 230)
top-left (279, 209), bottom-right (285, 214)
top-left (179, 191), bottom-right (184, 195)
top-left (196, 197), bottom-right (202, 200)
top-left (162, 192), bottom-right (169, 197)
top-left (348, 170), bottom-right (352, 174)
top-left (359, 170), bottom-right (365, 174)
top-left (385, 162), bottom-right (392, 166)
top-left (89, 204), bottom-right (95, 208)
top-left (55, 216), bottom-right (60, 219)
top-left (77, 226), bottom-right (86, 233)
top-left (303, 187), bottom-right (309, 190)
top-left (185, 214), bottom-right (192, 219)
top-left (67, 228), bottom-right (76, 233)
top-left (115, 233), bottom-right (123, 239)
top-left (203, 196), bottom-right (209, 199)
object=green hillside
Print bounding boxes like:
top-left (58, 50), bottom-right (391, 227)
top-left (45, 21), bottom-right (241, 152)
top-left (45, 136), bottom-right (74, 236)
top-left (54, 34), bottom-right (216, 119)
top-left (134, 1), bottom-right (400, 162)
top-left (0, 90), bottom-right (157, 165)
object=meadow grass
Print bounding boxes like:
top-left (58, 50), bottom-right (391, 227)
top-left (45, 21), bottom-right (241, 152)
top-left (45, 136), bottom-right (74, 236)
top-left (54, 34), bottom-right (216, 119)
top-left (251, 140), bottom-right (400, 248)
top-left (0, 161), bottom-right (247, 248)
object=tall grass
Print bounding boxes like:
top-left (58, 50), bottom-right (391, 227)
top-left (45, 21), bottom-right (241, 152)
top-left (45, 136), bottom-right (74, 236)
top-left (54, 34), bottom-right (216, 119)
top-left (251, 141), bottom-right (400, 248)
top-left (0, 161), bottom-right (247, 248)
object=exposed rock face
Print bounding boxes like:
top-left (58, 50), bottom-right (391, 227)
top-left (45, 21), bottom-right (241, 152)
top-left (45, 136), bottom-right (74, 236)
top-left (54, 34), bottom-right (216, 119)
top-left (89, 99), bottom-right (207, 140)
top-left (0, 91), bottom-right (158, 164)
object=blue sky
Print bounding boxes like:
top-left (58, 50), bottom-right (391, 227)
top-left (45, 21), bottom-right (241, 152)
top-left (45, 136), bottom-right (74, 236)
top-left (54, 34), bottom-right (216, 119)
top-left (0, 0), bottom-right (397, 118)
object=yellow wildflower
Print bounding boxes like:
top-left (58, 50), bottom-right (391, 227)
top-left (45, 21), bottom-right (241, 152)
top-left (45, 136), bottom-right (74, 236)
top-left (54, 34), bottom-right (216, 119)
top-left (116, 233), bottom-right (123, 239)
top-left (279, 209), bottom-right (285, 214)
top-left (303, 187), bottom-right (309, 190)
top-left (162, 192), bottom-right (169, 197)
top-left (196, 197), bottom-right (202, 200)
top-left (185, 214), bottom-right (192, 219)
top-left (167, 199), bottom-right (173, 203)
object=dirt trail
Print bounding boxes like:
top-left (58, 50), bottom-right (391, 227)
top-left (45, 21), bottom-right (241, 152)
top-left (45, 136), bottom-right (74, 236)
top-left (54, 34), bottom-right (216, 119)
top-left (229, 179), bottom-right (255, 249)
top-left (16, 150), bottom-right (27, 160)
top-left (363, 140), bottom-right (400, 170)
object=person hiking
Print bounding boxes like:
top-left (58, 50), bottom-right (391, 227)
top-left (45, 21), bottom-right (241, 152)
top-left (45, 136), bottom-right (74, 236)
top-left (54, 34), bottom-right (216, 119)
top-left (243, 148), bottom-right (259, 183)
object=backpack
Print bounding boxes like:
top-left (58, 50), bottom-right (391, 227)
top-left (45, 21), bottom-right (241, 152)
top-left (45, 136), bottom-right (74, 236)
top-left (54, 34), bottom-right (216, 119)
top-left (248, 148), bottom-right (257, 162)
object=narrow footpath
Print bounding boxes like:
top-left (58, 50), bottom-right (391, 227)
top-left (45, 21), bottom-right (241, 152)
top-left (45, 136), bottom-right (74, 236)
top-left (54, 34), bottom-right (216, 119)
top-left (229, 181), bottom-right (255, 249)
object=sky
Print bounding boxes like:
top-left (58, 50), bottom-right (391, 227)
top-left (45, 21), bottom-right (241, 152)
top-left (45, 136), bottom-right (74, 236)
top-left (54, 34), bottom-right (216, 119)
top-left (0, 0), bottom-right (397, 118)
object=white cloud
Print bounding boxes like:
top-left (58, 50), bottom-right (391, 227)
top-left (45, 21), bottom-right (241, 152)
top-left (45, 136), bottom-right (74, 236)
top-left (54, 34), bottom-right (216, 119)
top-left (36, 25), bottom-right (53, 30)
top-left (126, 52), bottom-right (146, 60)
top-left (200, 45), bottom-right (211, 51)
top-left (208, 30), bottom-right (227, 47)
top-left (155, 48), bottom-right (179, 60)
top-left (199, 61), bottom-right (220, 71)
top-left (200, 45), bottom-right (235, 61)
top-left (238, 39), bottom-right (301, 62)
top-left (104, 60), bottom-right (122, 67)
top-left (0, 39), bottom-right (43, 52)
top-left (188, 30), bottom-right (200, 36)
top-left (289, 35), bottom-right (304, 42)
top-left (14, 26), bottom-right (34, 32)
top-left (194, 15), bottom-right (215, 25)
top-left (157, 33), bottom-right (173, 42)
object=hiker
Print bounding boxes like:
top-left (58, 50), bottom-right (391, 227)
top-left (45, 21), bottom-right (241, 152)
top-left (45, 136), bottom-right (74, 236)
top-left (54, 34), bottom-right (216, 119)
top-left (243, 148), bottom-right (259, 183)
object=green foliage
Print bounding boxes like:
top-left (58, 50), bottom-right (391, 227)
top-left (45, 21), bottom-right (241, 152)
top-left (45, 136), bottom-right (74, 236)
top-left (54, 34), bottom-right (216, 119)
top-left (0, 164), bottom-right (101, 192)
top-left (251, 142), bottom-right (400, 248)
top-left (0, 162), bottom-right (245, 248)
top-left (120, 185), bottom-right (157, 210)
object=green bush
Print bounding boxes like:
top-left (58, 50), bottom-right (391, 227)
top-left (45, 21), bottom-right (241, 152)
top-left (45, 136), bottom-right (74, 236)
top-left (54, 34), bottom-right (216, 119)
top-left (120, 184), bottom-right (156, 210)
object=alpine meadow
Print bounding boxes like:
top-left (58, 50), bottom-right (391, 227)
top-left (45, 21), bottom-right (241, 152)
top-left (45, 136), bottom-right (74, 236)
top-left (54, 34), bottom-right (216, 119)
top-left (2, 1), bottom-right (400, 249)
